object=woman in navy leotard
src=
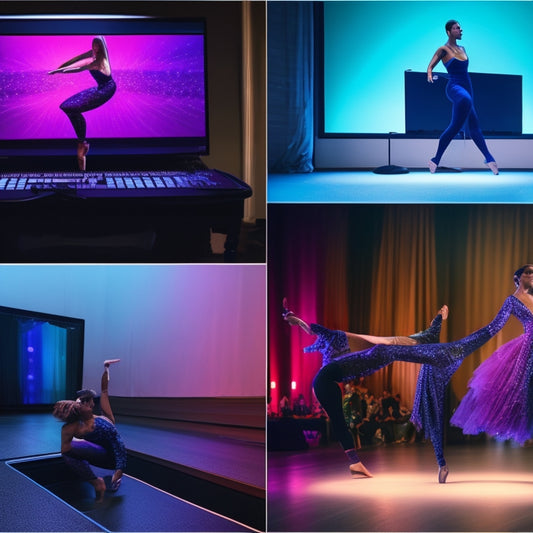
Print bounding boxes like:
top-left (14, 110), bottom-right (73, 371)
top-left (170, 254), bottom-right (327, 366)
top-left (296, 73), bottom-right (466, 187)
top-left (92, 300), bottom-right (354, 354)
top-left (53, 360), bottom-right (125, 502)
top-left (426, 20), bottom-right (498, 175)
top-left (49, 36), bottom-right (116, 170)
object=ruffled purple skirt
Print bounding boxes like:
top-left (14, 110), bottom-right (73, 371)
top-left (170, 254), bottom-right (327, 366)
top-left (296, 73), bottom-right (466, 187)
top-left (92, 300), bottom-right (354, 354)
top-left (450, 335), bottom-right (532, 444)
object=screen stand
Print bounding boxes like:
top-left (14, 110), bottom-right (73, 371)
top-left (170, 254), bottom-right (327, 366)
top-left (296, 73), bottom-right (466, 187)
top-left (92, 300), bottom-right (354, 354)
top-left (373, 133), bottom-right (409, 174)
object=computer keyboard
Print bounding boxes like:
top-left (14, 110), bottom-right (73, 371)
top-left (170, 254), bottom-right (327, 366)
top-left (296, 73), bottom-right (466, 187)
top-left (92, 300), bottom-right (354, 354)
top-left (0, 169), bottom-right (251, 199)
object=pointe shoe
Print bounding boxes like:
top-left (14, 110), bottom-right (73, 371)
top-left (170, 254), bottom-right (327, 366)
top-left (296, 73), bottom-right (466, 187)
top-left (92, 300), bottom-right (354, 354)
top-left (349, 461), bottom-right (373, 478)
top-left (438, 464), bottom-right (449, 484)
top-left (428, 160), bottom-right (438, 174)
top-left (486, 161), bottom-right (499, 175)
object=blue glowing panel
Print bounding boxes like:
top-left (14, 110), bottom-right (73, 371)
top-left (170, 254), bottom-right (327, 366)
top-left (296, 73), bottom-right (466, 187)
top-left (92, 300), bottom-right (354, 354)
top-left (323, 1), bottom-right (533, 134)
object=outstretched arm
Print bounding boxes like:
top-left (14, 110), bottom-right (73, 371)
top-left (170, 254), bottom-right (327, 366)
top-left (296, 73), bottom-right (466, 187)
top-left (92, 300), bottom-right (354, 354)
top-left (49, 50), bottom-right (94, 74)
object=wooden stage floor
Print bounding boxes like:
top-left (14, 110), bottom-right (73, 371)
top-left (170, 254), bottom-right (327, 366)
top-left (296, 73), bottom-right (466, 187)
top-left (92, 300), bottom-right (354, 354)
top-left (268, 440), bottom-right (533, 532)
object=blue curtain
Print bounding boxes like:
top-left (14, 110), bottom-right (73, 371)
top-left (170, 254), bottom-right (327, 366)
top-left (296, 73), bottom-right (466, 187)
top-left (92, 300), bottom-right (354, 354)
top-left (268, 1), bottom-right (314, 173)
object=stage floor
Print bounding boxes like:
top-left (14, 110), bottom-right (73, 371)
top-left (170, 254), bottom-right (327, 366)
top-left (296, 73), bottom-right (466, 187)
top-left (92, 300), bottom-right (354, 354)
top-left (268, 169), bottom-right (533, 204)
top-left (268, 440), bottom-right (533, 532)
top-left (0, 413), bottom-right (264, 532)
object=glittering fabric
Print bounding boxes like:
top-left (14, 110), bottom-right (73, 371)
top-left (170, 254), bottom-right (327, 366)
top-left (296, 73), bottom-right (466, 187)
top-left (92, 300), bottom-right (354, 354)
top-left (63, 416), bottom-right (127, 480)
top-left (411, 295), bottom-right (516, 465)
top-left (60, 70), bottom-right (116, 140)
top-left (432, 57), bottom-right (495, 166)
top-left (304, 323), bottom-right (351, 366)
top-left (308, 300), bottom-right (515, 465)
top-left (83, 416), bottom-right (127, 470)
top-left (450, 296), bottom-right (533, 444)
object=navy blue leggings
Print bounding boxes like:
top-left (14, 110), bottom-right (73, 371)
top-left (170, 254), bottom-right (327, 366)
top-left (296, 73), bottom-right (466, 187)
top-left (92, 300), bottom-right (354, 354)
top-left (60, 80), bottom-right (116, 141)
top-left (432, 82), bottom-right (494, 166)
top-left (313, 363), bottom-right (355, 451)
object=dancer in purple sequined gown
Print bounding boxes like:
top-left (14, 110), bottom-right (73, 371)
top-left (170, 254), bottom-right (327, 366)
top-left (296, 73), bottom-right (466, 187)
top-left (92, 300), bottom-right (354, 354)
top-left (426, 20), bottom-right (498, 175)
top-left (451, 265), bottom-right (533, 444)
top-left (53, 359), bottom-right (124, 502)
top-left (49, 36), bottom-right (116, 170)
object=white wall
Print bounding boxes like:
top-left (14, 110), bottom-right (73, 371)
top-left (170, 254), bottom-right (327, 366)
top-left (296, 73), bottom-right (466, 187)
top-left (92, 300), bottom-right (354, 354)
top-left (315, 137), bottom-right (533, 170)
top-left (0, 265), bottom-right (265, 398)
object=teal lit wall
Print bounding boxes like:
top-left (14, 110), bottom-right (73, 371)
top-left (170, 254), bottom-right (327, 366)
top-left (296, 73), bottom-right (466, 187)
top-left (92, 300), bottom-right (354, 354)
top-left (323, 1), bottom-right (533, 134)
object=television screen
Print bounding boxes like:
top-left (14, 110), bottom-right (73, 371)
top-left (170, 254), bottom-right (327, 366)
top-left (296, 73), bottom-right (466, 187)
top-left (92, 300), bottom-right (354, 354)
top-left (0, 306), bottom-right (84, 408)
top-left (320, 1), bottom-right (533, 136)
top-left (0, 16), bottom-right (208, 164)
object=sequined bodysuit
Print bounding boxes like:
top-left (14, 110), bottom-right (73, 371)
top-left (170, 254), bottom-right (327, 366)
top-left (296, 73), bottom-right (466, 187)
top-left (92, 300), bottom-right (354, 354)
top-left (60, 69), bottom-right (116, 141)
top-left (63, 416), bottom-right (127, 481)
top-left (309, 298), bottom-right (516, 467)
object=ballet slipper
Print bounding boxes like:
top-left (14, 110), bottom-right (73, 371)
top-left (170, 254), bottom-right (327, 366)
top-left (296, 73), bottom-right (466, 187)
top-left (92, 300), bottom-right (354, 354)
top-left (349, 461), bottom-right (373, 478)
top-left (428, 160), bottom-right (438, 174)
top-left (438, 464), bottom-right (449, 484)
top-left (485, 161), bottom-right (499, 175)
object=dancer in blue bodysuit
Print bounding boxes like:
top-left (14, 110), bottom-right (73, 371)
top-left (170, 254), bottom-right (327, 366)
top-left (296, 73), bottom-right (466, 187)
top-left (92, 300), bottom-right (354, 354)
top-left (427, 20), bottom-right (498, 175)
top-left (49, 36), bottom-right (116, 170)
top-left (53, 359), bottom-right (124, 502)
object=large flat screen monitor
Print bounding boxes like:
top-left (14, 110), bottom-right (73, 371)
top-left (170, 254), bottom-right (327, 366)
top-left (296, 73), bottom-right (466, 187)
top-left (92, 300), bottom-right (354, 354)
top-left (0, 15), bottom-right (208, 168)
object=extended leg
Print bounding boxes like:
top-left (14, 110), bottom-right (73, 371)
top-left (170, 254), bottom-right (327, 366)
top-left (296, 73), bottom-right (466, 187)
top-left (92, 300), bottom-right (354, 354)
top-left (99, 359), bottom-right (120, 424)
top-left (431, 85), bottom-right (472, 166)
top-left (467, 109), bottom-right (498, 174)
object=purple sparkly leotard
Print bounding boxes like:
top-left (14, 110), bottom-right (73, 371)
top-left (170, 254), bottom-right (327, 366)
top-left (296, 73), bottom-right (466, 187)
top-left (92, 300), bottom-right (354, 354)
top-left (62, 416), bottom-right (127, 481)
top-left (60, 69), bottom-right (116, 141)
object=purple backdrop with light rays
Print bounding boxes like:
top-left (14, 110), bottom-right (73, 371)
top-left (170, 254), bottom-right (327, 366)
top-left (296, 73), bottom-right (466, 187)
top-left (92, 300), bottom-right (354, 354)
top-left (0, 34), bottom-right (206, 141)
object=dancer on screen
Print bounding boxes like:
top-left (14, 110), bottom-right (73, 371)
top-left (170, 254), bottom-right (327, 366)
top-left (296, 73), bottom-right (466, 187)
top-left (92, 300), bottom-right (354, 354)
top-left (49, 36), bottom-right (116, 170)
top-left (427, 20), bottom-right (498, 175)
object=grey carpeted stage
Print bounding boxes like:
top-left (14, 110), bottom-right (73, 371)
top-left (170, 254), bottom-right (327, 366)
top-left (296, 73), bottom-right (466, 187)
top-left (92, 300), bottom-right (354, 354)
top-left (268, 169), bottom-right (533, 204)
top-left (267, 439), bottom-right (533, 532)
top-left (1, 412), bottom-right (265, 532)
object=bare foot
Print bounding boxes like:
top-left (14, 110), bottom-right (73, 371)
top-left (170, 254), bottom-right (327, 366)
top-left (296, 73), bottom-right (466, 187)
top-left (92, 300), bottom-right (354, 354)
top-left (77, 141), bottom-right (90, 171)
top-left (89, 477), bottom-right (106, 502)
top-left (349, 461), bottom-right (373, 478)
top-left (438, 305), bottom-right (449, 320)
